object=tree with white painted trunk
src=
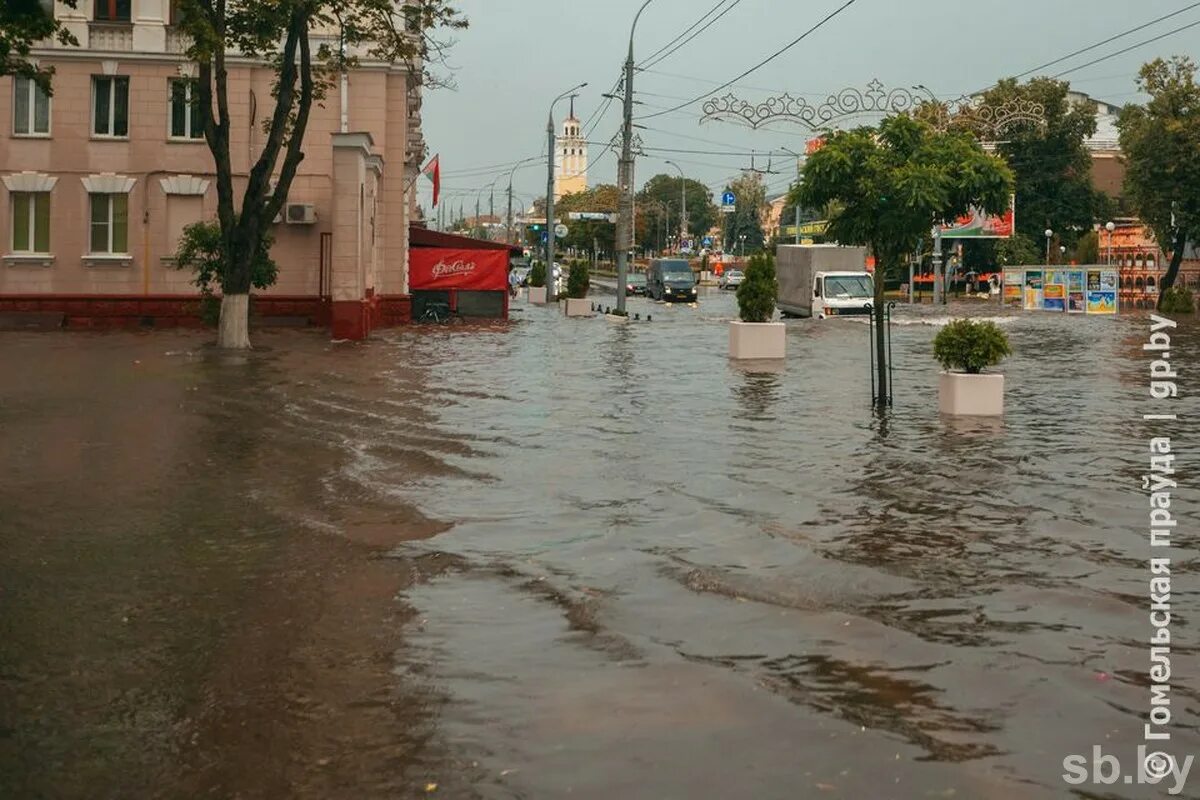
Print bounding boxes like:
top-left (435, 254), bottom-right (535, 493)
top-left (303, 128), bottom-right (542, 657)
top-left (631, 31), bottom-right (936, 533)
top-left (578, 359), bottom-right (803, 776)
top-left (175, 0), bottom-right (466, 348)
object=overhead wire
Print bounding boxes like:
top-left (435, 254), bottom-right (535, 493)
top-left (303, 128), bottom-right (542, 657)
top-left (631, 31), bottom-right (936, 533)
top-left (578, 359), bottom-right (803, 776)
top-left (636, 0), bottom-right (861, 121)
top-left (638, 0), bottom-right (747, 71)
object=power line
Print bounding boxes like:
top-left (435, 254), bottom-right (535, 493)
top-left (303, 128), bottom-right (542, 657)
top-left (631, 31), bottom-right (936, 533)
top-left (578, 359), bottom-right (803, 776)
top-left (638, 0), bottom-right (730, 66)
top-left (637, 0), bottom-right (861, 121)
top-left (639, 0), bottom-right (747, 71)
top-left (1052, 17), bottom-right (1200, 80)
top-left (1010, 2), bottom-right (1200, 84)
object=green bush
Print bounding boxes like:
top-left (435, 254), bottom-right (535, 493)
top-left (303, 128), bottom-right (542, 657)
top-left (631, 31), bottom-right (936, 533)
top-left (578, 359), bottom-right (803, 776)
top-left (174, 219), bottom-right (277, 296)
top-left (529, 261), bottom-right (546, 287)
top-left (566, 262), bottom-right (589, 299)
top-left (933, 319), bottom-right (1012, 374)
top-left (735, 252), bottom-right (777, 323)
top-left (1159, 286), bottom-right (1195, 314)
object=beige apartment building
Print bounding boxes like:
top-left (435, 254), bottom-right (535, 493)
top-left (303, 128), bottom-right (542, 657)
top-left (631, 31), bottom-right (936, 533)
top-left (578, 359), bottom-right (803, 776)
top-left (0, 0), bottom-right (427, 338)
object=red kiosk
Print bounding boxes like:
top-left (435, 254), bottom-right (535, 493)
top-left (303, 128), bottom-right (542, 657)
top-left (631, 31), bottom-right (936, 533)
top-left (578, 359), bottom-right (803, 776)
top-left (408, 225), bottom-right (521, 320)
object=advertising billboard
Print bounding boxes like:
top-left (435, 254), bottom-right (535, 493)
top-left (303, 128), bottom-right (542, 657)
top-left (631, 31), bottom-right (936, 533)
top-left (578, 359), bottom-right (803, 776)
top-left (938, 195), bottom-right (1016, 239)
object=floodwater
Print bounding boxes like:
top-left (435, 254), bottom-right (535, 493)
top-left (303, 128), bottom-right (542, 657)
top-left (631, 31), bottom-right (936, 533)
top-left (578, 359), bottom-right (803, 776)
top-left (2, 289), bottom-right (1198, 799)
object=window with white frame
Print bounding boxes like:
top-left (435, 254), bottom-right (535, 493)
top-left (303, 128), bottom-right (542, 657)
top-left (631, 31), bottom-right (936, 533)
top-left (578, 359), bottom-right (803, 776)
top-left (13, 76), bottom-right (50, 136)
top-left (11, 192), bottom-right (51, 253)
top-left (92, 76), bottom-right (129, 137)
top-left (89, 193), bottom-right (128, 253)
top-left (168, 78), bottom-right (203, 140)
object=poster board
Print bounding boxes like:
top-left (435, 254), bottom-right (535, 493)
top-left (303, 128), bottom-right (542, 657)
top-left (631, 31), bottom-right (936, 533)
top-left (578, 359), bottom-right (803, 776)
top-left (1001, 268), bottom-right (1118, 316)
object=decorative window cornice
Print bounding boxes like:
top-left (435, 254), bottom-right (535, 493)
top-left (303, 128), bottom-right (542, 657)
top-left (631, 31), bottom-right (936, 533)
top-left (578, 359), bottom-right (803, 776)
top-left (81, 173), bottom-right (136, 193)
top-left (159, 175), bottom-right (209, 195)
top-left (2, 172), bottom-right (58, 192)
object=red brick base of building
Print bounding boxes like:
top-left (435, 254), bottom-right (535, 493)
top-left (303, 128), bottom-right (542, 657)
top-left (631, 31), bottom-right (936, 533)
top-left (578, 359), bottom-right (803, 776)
top-left (0, 293), bottom-right (412, 335)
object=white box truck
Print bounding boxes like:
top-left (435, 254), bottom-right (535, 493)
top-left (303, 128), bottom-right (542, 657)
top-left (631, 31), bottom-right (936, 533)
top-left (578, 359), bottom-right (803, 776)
top-left (776, 244), bottom-right (875, 319)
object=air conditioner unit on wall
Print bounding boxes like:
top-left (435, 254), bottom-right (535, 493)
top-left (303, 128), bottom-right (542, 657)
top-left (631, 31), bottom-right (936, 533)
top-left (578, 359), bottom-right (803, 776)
top-left (286, 203), bottom-right (317, 224)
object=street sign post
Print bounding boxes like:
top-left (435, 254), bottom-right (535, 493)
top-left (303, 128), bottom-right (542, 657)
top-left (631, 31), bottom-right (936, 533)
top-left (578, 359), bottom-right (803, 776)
top-left (554, 223), bottom-right (569, 239)
top-left (721, 191), bottom-right (736, 215)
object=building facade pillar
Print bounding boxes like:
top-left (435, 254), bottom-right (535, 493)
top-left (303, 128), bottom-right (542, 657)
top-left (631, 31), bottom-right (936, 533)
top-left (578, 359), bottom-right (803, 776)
top-left (329, 132), bottom-right (373, 340)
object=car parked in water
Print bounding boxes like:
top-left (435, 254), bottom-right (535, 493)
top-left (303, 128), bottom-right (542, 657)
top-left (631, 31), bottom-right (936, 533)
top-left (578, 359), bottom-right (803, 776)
top-left (718, 269), bottom-right (744, 290)
top-left (647, 258), bottom-right (697, 302)
top-left (626, 273), bottom-right (647, 296)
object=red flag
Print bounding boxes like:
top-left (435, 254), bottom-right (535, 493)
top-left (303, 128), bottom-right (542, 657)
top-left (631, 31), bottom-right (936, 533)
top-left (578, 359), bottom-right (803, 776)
top-left (422, 155), bottom-right (440, 207)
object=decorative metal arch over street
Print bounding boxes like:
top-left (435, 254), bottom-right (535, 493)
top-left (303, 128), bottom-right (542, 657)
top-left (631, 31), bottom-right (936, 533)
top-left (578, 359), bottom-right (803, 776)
top-left (699, 79), bottom-right (1046, 140)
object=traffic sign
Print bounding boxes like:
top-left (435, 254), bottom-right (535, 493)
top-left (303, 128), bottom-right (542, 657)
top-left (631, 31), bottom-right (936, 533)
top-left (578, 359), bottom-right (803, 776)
top-left (721, 191), bottom-right (736, 206)
top-left (702, 236), bottom-right (713, 247)
top-left (540, 231), bottom-right (549, 244)
top-left (554, 223), bottom-right (569, 239)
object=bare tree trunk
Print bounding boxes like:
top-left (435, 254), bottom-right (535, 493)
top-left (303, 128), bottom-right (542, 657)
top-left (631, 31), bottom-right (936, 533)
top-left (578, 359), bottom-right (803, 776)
top-left (1157, 228), bottom-right (1189, 310)
top-left (217, 294), bottom-right (250, 349)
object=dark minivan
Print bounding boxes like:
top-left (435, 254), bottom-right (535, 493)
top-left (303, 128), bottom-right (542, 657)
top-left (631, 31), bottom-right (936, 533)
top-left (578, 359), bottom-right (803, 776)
top-left (647, 258), bottom-right (697, 302)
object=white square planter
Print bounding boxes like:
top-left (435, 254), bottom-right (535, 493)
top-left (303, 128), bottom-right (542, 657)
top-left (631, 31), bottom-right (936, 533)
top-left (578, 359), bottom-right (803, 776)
top-left (528, 286), bottom-right (549, 305)
top-left (729, 321), bottom-right (785, 360)
top-left (939, 371), bottom-right (1005, 416)
top-left (564, 298), bottom-right (593, 317)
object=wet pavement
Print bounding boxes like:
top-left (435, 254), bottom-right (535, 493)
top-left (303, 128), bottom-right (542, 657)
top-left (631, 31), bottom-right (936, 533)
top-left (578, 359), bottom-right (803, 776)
top-left (2, 287), bottom-right (1198, 799)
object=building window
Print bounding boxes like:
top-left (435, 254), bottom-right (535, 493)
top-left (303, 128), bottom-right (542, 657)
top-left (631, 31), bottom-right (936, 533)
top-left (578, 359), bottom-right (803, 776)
top-left (92, 76), bottom-right (129, 137)
top-left (13, 76), bottom-right (50, 136)
top-left (11, 192), bottom-right (51, 253)
top-left (168, 79), bottom-right (203, 139)
top-left (94, 0), bottom-right (131, 21)
top-left (89, 193), bottom-right (128, 253)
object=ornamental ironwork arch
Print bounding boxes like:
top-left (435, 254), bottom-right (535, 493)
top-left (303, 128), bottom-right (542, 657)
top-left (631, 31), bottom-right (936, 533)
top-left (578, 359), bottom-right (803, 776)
top-left (699, 79), bottom-right (1045, 140)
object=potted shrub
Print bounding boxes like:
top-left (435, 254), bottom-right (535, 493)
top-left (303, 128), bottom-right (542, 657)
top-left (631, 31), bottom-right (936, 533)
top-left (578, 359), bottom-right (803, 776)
top-left (528, 261), bottom-right (549, 304)
top-left (729, 253), bottom-right (784, 359)
top-left (933, 319), bottom-right (1012, 416)
top-left (564, 262), bottom-right (592, 317)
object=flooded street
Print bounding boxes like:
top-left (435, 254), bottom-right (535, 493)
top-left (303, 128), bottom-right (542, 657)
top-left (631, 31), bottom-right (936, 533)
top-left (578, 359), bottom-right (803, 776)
top-left (3, 288), bottom-right (1199, 798)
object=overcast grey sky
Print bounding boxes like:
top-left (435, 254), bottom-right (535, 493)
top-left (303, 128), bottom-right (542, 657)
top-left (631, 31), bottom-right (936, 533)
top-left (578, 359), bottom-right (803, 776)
top-left (417, 0), bottom-right (1200, 214)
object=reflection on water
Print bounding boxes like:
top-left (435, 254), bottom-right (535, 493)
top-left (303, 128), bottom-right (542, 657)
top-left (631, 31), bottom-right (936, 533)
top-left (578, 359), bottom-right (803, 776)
top-left (2, 293), bottom-right (1199, 799)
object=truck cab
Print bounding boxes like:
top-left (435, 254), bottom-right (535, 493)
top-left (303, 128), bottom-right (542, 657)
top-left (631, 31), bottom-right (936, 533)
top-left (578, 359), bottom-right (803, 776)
top-left (812, 271), bottom-right (875, 318)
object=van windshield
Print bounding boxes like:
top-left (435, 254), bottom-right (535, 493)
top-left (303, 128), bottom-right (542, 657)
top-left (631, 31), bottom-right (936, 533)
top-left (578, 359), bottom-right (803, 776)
top-left (823, 274), bottom-right (874, 298)
top-left (665, 271), bottom-right (693, 282)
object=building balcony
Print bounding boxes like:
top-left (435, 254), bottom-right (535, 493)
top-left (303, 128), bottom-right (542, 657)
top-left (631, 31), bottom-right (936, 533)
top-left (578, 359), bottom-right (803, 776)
top-left (88, 22), bottom-right (133, 51)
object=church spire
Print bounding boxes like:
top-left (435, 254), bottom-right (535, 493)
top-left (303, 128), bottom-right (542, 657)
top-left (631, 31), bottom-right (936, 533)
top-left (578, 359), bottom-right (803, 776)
top-left (569, 94), bottom-right (575, 119)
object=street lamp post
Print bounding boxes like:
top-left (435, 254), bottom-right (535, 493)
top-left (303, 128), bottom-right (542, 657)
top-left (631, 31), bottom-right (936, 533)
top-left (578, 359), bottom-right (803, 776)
top-left (546, 83), bottom-right (587, 301)
top-left (1045, 228), bottom-right (1053, 265)
top-left (664, 160), bottom-right (687, 254)
top-left (739, 234), bottom-right (746, 258)
top-left (1105, 220), bottom-right (1116, 266)
top-left (616, 0), bottom-right (657, 316)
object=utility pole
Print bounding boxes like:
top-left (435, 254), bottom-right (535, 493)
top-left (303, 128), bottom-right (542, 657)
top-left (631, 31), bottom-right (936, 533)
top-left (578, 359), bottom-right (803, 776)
top-left (616, 0), bottom-right (655, 315)
top-left (664, 160), bottom-right (687, 253)
top-left (506, 180), bottom-right (513, 245)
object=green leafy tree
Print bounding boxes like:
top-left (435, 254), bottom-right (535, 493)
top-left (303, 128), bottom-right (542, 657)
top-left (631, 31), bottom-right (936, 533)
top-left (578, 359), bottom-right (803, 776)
top-left (1118, 56), bottom-right (1200, 306)
top-left (1, 0), bottom-right (77, 93)
top-left (1074, 230), bottom-right (1100, 264)
top-left (970, 78), bottom-right (1107, 250)
top-left (933, 319), bottom-right (1012, 374)
top-left (637, 174), bottom-right (717, 242)
top-left (556, 184), bottom-right (619, 255)
top-left (1159, 286), bottom-right (1195, 314)
top-left (174, 0), bottom-right (466, 347)
top-left (174, 220), bottom-right (278, 323)
top-left (735, 253), bottom-right (777, 323)
top-left (793, 115), bottom-right (1013, 407)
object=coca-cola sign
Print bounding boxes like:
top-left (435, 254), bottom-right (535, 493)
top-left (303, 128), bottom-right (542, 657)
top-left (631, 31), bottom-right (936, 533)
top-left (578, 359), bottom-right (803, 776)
top-left (431, 259), bottom-right (477, 278)
top-left (409, 248), bottom-right (507, 291)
